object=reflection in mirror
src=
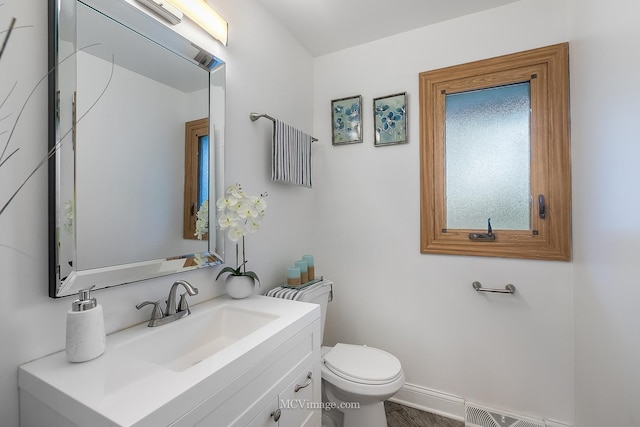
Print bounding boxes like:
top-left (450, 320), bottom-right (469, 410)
top-left (49, 0), bottom-right (225, 297)
top-left (183, 118), bottom-right (210, 240)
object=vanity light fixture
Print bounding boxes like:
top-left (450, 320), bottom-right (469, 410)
top-left (166, 0), bottom-right (228, 45)
top-left (135, 0), bottom-right (183, 25)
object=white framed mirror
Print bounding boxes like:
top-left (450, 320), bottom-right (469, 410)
top-left (49, 0), bottom-right (225, 297)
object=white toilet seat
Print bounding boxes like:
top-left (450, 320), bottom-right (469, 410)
top-left (322, 344), bottom-right (403, 385)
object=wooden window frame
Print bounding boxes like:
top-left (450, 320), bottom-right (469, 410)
top-left (183, 117), bottom-right (209, 240)
top-left (419, 43), bottom-right (571, 261)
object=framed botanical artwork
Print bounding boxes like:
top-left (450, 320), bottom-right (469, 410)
top-left (331, 95), bottom-right (362, 145)
top-left (373, 92), bottom-right (407, 146)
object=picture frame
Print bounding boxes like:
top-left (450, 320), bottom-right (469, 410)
top-left (331, 95), bottom-right (363, 145)
top-left (373, 92), bottom-right (407, 146)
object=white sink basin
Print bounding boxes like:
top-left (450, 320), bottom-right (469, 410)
top-left (120, 305), bottom-right (279, 371)
top-left (19, 295), bottom-right (320, 427)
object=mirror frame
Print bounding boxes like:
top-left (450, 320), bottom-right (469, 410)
top-left (48, 0), bottom-right (225, 298)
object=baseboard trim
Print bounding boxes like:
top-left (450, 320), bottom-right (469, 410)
top-left (545, 420), bottom-right (574, 427)
top-left (389, 383), bottom-right (574, 427)
top-left (389, 383), bottom-right (465, 422)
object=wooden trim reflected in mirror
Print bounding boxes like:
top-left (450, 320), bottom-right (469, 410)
top-left (183, 117), bottom-right (209, 240)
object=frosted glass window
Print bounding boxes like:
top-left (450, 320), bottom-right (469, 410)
top-left (419, 44), bottom-right (571, 260)
top-left (445, 82), bottom-right (531, 230)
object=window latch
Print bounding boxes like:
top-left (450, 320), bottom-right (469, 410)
top-left (538, 194), bottom-right (546, 219)
top-left (469, 218), bottom-right (496, 241)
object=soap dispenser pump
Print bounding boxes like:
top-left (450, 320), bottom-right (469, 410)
top-left (65, 286), bottom-right (106, 362)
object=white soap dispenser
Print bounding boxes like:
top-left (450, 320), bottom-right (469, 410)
top-left (65, 286), bottom-right (106, 362)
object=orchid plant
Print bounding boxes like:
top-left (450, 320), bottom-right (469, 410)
top-left (194, 199), bottom-right (209, 240)
top-left (214, 184), bottom-right (267, 285)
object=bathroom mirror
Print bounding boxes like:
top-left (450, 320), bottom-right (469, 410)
top-left (48, 0), bottom-right (226, 298)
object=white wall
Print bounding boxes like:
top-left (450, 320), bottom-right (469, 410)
top-left (5, 0), bottom-right (640, 425)
top-left (313, 0), bottom-right (574, 424)
top-left (0, 1), bottom-right (313, 426)
top-left (568, 0), bottom-right (640, 426)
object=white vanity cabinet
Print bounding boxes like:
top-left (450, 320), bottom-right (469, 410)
top-left (277, 364), bottom-right (319, 426)
top-left (246, 363), bottom-right (318, 427)
top-left (248, 398), bottom-right (280, 427)
top-left (19, 296), bottom-right (322, 427)
top-left (174, 323), bottom-right (321, 426)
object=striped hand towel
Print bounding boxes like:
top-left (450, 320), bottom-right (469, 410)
top-left (265, 286), bottom-right (306, 300)
top-left (265, 281), bottom-right (332, 301)
top-left (273, 119), bottom-right (313, 188)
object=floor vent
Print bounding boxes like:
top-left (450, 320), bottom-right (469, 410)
top-left (465, 403), bottom-right (546, 427)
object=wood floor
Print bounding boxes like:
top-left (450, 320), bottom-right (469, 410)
top-left (385, 401), bottom-right (465, 427)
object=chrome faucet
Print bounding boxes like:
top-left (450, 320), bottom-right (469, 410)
top-left (136, 280), bottom-right (199, 327)
top-left (166, 280), bottom-right (199, 315)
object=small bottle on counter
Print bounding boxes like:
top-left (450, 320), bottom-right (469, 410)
top-left (66, 287), bottom-right (106, 363)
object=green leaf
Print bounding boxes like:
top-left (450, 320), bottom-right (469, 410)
top-left (215, 265), bottom-right (260, 288)
top-left (243, 271), bottom-right (261, 287)
top-left (215, 266), bottom-right (241, 281)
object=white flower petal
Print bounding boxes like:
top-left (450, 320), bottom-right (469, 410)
top-left (227, 227), bottom-right (244, 242)
top-left (216, 195), bottom-right (238, 211)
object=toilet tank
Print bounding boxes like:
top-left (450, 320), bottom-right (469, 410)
top-left (295, 280), bottom-right (333, 342)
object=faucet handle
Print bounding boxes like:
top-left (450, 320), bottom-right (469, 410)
top-left (177, 292), bottom-right (191, 313)
top-left (136, 300), bottom-right (164, 324)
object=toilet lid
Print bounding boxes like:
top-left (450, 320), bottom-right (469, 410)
top-left (323, 343), bottom-right (402, 385)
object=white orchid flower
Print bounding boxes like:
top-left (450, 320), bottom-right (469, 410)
top-left (216, 194), bottom-right (238, 211)
top-left (63, 199), bottom-right (74, 236)
top-left (226, 183), bottom-right (241, 194)
top-left (245, 219), bottom-right (262, 233)
top-left (227, 227), bottom-right (245, 242)
top-left (194, 199), bottom-right (209, 239)
top-left (228, 184), bottom-right (246, 200)
top-left (250, 195), bottom-right (267, 212)
top-left (217, 211), bottom-right (238, 229)
top-left (236, 202), bottom-right (258, 219)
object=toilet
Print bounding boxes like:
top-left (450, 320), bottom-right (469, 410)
top-left (267, 280), bottom-right (405, 427)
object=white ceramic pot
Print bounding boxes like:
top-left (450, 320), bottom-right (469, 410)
top-left (225, 275), bottom-right (256, 299)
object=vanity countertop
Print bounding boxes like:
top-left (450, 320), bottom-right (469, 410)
top-left (19, 295), bottom-right (320, 427)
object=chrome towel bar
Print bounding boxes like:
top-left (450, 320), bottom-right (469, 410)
top-left (472, 281), bottom-right (516, 294)
top-left (250, 112), bottom-right (318, 142)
